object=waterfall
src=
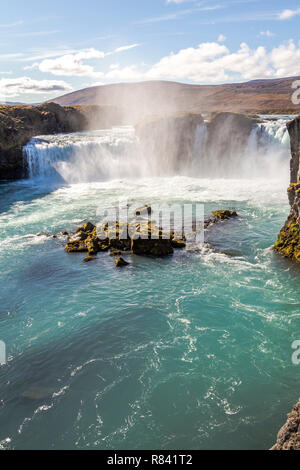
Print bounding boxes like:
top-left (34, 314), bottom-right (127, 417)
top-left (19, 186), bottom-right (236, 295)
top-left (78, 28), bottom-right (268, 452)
top-left (191, 116), bottom-right (291, 180)
top-left (242, 118), bottom-right (291, 180)
top-left (24, 127), bottom-right (139, 183)
top-left (23, 117), bottom-right (292, 184)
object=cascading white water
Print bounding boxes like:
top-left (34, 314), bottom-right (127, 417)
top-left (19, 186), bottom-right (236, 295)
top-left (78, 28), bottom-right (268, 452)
top-left (23, 117), bottom-right (292, 184)
top-left (25, 127), bottom-right (139, 183)
top-left (191, 116), bottom-right (291, 180)
top-left (242, 117), bottom-right (291, 180)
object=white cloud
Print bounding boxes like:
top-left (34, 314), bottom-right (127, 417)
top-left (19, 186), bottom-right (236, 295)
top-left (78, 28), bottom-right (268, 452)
top-left (102, 40), bottom-right (300, 84)
top-left (13, 30), bottom-right (60, 38)
top-left (106, 64), bottom-right (143, 81)
top-left (166, 0), bottom-right (196, 3)
top-left (279, 8), bottom-right (300, 20)
top-left (0, 20), bottom-right (23, 28)
top-left (0, 76), bottom-right (72, 99)
top-left (114, 44), bottom-right (140, 53)
top-left (260, 30), bottom-right (275, 37)
top-left (270, 40), bottom-right (300, 77)
top-left (218, 34), bottom-right (226, 42)
top-left (0, 53), bottom-right (24, 60)
top-left (136, 4), bottom-right (223, 24)
top-left (30, 49), bottom-right (105, 78)
top-left (25, 44), bottom-right (140, 77)
top-left (21, 49), bottom-right (80, 62)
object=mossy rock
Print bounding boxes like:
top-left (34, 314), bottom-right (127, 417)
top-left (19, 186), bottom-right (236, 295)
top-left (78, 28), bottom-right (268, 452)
top-left (212, 210), bottom-right (238, 220)
top-left (135, 205), bottom-right (152, 216)
top-left (75, 222), bottom-right (95, 236)
top-left (274, 217), bottom-right (300, 261)
top-left (131, 238), bottom-right (174, 257)
top-left (171, 239), bottom-right (186, 249)
top-left (65, 240), bottom-right (88, 253)
top-left (115, 257), bottom-right (130, 267)
top-left (83, 256), bottom-right (97, 263)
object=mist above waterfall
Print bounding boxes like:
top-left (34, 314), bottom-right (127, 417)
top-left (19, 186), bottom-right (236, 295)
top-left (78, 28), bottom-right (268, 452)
top-left (23, 115), bottom-right (291, 185)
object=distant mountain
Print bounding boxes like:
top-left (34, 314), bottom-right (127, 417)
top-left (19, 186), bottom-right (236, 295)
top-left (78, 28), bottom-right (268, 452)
top-left (0, 101), bottom-right (25, 105)
top-left (51, 77), bottom-right (300, 122)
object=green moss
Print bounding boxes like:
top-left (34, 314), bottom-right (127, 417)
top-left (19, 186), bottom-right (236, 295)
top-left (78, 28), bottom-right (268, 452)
top-left (171, 239), bottom-right (186, 249)
top-left (212, 210), bottom-right (238, 220)
top-left (115, 257), bottom-right (130, 267)
top-left (65, 240), bottom-right (88, 253)
top-left (274, 218), bottom-right (300, 261)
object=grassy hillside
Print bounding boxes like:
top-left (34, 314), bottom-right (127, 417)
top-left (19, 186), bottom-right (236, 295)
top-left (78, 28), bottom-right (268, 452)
top-left (52, 77), bottom-right (300, 121)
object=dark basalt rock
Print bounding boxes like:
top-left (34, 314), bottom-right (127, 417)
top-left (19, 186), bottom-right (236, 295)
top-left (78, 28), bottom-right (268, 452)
top-left (83, 256), bottom-right (97, 263)
top-left (136, 112), bottom-right (204, 175)
top-left (171, 239), bottom-right (186, 249)
top-left (275, 117), bottom-right (300, 262)
top-left (131, 237), bottom-right (174, 257)
top-left (204, 210), bottom-right (238, 229)
top-left (135, 205), bottom-right (152, 217)
top-left (115, 257), bottom-right (130, 267)
top-left (65, 208), bottom-right (238, 261)
top-left (65, 240), bottom-right (88, 253)
top-left (271, 399), bottom-right (300, 450)
top-left (212, 210), bottom-right (238, 220)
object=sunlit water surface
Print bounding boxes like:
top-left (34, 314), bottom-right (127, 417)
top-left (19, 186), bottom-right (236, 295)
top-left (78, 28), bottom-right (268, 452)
top-left (0, 174), bottom-right (299, 450)
top-left (0, 121), bottom-right (299, 450)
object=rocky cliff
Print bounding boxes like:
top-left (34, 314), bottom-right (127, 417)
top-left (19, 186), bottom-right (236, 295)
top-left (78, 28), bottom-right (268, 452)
top-left (135, 112), bottom-right (204, 174)
top-left (136, 111), bottom-right (257, 176)
top-left (271, 399), bottom-right (300, 450)
top-left (275, 116), bottom-right (300, 261)
top-left (273, 116), bottom-right (300, 450)
top-left (205, 112), bottom-right (258, 171)
top-left (0, 103), bottom-right (124, 180)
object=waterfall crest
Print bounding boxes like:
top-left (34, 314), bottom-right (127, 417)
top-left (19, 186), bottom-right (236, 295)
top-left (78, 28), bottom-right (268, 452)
top-left (23, 117), bottom-right (292, 184)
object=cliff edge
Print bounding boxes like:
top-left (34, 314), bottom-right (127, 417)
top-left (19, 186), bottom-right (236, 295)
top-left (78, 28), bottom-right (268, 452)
top-left (273, 116), bottom-right (300, 450)
top-left (274, 116), bottom-right (300, 260)
top-left (271, 399), bottom-right (300, 450)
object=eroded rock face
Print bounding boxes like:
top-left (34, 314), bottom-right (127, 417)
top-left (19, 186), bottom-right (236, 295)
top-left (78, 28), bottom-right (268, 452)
top-left (205, 112), bottom-right (258, 176)
top-left (275, 117), bottom-right (300, 261)
top-left (271, 399), bottom-right (300, 450)
top-left (135, 112), bottom-right (204, 175)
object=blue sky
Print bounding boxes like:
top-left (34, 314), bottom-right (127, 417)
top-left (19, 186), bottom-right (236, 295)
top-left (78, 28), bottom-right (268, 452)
top-left (0, 0), bottom-right (300, 102)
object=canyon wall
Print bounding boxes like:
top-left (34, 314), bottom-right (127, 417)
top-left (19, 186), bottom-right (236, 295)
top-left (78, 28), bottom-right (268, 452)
top-left (274, 116), bottom-right (300, 261)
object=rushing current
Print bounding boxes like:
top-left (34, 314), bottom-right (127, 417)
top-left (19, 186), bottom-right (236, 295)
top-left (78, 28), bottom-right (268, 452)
top-left (0, 116), bottom-right (299, 450)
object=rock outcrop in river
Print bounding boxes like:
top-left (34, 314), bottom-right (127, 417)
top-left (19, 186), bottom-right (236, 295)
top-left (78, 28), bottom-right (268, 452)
top-left (275, 117), bottom-right (300, 261)
top-left (64, 209), bottom-right (238, 262)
